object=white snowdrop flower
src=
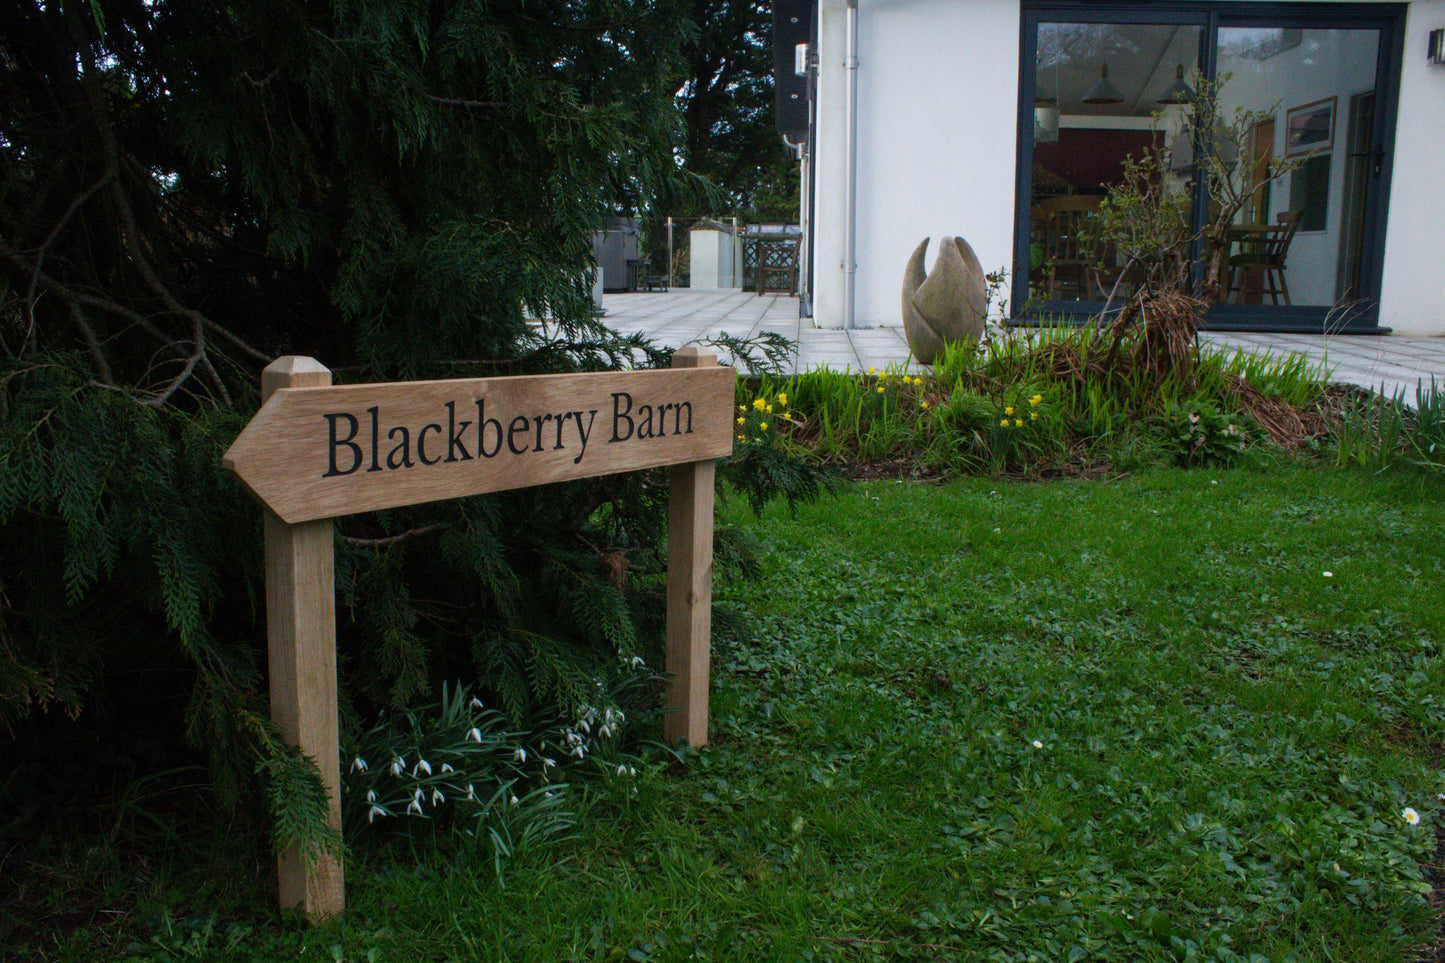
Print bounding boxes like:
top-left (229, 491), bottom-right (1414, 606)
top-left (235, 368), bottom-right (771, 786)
top-left (579, 719), bottom-right (591, 734)
top-left (390, 755), bottom-right (405, 776)
top-left (509, 795), bottom-right (519, 807)
top-left (543, 757), bottom-right (557, 772)
top-left (572, 745), bottom-right (586, 759)
top-left (366, 789), bottom-right (376, 803)
top-left (513, 747), bottom-right (527, 763)
top-left (368, 805), bottom-right (385, 823)
top-left (441, 763), bottom-right (454, 773)
top-left (628, 767), bottom-right (637, 778)
top-left (407, 797), bottom-right (424, 816)
top-left (617, 763), bottom-right (628, 777)
top-left (412, 788), bottom-right (424, 801)
top-left (431, 788), bottom-right (445, 806)
top-left (470, 697), bottom-right (484, 710)
top-left (351, 757), bottom-right (368, 773)
top-left (466, 727), bottom-right (482, 743)
top-left (543, 791), bottom-right (554, 799)
top-left (565, 731), bottom-right (582, 747)
top-left (414, 759), bottom-right (432, 777)
top-left (1403, 807), bottom-right (1420, 826)
top-left (630, 656), bottom-right (646, 669)
top-left (465, 784), bottom-right (476, 802)
top-left (1032, 740), bottom-right (1044, 749)
top-left (599, 725), bottom-right (613, 739)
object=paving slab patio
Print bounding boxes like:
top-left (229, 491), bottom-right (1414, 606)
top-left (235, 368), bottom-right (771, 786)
top-left (603, 291), bottom-right (1445, 402)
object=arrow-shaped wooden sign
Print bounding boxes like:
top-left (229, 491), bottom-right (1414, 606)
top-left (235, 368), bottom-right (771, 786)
top-left (223, 365), bottom-right (735, 524)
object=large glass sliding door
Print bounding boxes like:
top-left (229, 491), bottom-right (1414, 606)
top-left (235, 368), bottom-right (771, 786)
top-left (1017, 4), bottom-right (1402, 331)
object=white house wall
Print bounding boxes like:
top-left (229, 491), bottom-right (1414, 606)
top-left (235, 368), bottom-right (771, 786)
top-left (812, 0), bottom-right (1445, 336)
top-left (1382, 0), bottom-right (1445, 334)
top-left (813, 0), bottom-right (1021, 329)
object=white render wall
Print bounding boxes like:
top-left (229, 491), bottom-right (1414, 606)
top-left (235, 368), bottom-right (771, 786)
top-left (811, 0), bottom-right (1445, 335)
top-left (1381, 0), bottom-right (1445, 334)
top-left (813, 0), bottom-right (1020, 329)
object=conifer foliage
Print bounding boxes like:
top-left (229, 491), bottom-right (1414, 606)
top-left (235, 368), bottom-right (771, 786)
top-left (0, 0), bottom-right (701, 855)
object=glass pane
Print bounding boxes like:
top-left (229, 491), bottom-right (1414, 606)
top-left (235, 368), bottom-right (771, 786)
top-left (1214, 27), bottom-right (1380, 307)
top-left (1030, 23), bottom-right (1201, 302)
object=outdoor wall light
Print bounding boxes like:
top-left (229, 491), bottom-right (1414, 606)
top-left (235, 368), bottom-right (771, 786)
top-left (1081, 64), bottom-right (1123, 105)
top-left (1429, 29), bottom-right (1445, 66)
top-left (1157, 64), bottom-right (1195, 104)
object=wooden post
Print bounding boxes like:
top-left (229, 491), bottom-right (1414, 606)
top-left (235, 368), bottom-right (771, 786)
top-left (261, 357), bottom-right (344, 920)
top-left (665, 346), bottom-right (717, 747)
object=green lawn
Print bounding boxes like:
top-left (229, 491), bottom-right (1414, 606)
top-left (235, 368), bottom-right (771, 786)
top-left (121, 461), bottom-right (1443, 962)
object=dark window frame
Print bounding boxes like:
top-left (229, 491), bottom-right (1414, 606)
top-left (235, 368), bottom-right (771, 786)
top-left (1015, 2), bottom-right (1405, 332)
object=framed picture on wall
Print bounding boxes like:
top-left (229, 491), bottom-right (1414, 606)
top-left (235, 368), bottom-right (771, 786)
top-left (1285, 96), bottom-right (1336, 156)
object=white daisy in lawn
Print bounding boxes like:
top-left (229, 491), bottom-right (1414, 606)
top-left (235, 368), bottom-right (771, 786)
top-left (1403, 807), bottom-right (1420, 826)
top-left (1032, 740), bottom-right (1043, 749)
top-left (1323, 571), bottom-right (1334, 578)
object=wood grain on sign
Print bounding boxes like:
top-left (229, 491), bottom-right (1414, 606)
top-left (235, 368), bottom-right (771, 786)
top-left (224, 366), bottom-right (734, 524)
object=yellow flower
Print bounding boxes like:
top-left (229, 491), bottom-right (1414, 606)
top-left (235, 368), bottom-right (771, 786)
top-left (778, 392), bottom-right (788, 406)
top-left (736, 434), bottom-right (745, 441)
top-left (920, 400), bottom-right (930, 409)
top-left (1029, 394), bottom-right (1043, 406)
top-left (1030, 411), bottom-right (1038, 421)
top-left (736, 416), bottom-right (745, 425)
top-left (752, 398), bottom-right (766, 411)
top-left (867, 367), bottom-right (877, 376)
top-left (765, 403), bottom-right (773, 413)
top-left (1015, 419), bottom-right (1023, 427)
top-left (785, 411), bottom-right (793, 419)
top-left (759, 422), bottom-right (769, 431)
top-left (1005, 406), bottom-right (1014, 416)
top-left (876, 386), bottom-right (885, 394)
top-left (1000, 419), bottom-right (1009, 427)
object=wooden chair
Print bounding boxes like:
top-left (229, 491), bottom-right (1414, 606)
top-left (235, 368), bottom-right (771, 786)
top-left (1035, 195), bottom-right (1102, 300)
top-left (1226, 211), bottom-right (1301, 305)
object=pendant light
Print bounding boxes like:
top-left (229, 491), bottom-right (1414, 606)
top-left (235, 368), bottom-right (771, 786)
top-left (1157, 64), bottom-right (1195, 105)
top-left (1081, 63), bottom-right (1123, 105)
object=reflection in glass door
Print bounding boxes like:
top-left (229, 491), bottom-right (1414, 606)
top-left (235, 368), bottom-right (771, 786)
top-left (1029, 23), bottom-right (1201, 304)
top-left (1214, 27), bottom-right (1380, 309)
top-left (1019, 5), bottom-right (1400, 329)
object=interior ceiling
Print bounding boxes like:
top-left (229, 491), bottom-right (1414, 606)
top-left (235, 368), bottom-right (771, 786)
top-left (1036, 23), bottom-right (1201, 116)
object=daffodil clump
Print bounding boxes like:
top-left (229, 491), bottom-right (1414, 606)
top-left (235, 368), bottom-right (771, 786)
top-left (734, 390), bottom-right (795, 450)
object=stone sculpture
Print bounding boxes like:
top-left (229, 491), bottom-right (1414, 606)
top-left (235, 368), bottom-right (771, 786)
top-left (901, 236), bottom-right (988, 365)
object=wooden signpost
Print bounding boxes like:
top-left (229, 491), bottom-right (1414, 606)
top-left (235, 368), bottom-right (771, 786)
top-left (223, 347), bottom-right (733, 921)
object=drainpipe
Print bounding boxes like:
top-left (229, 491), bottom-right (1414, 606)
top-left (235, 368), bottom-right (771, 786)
top-left (843, 0), bottom-right (859, 328)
